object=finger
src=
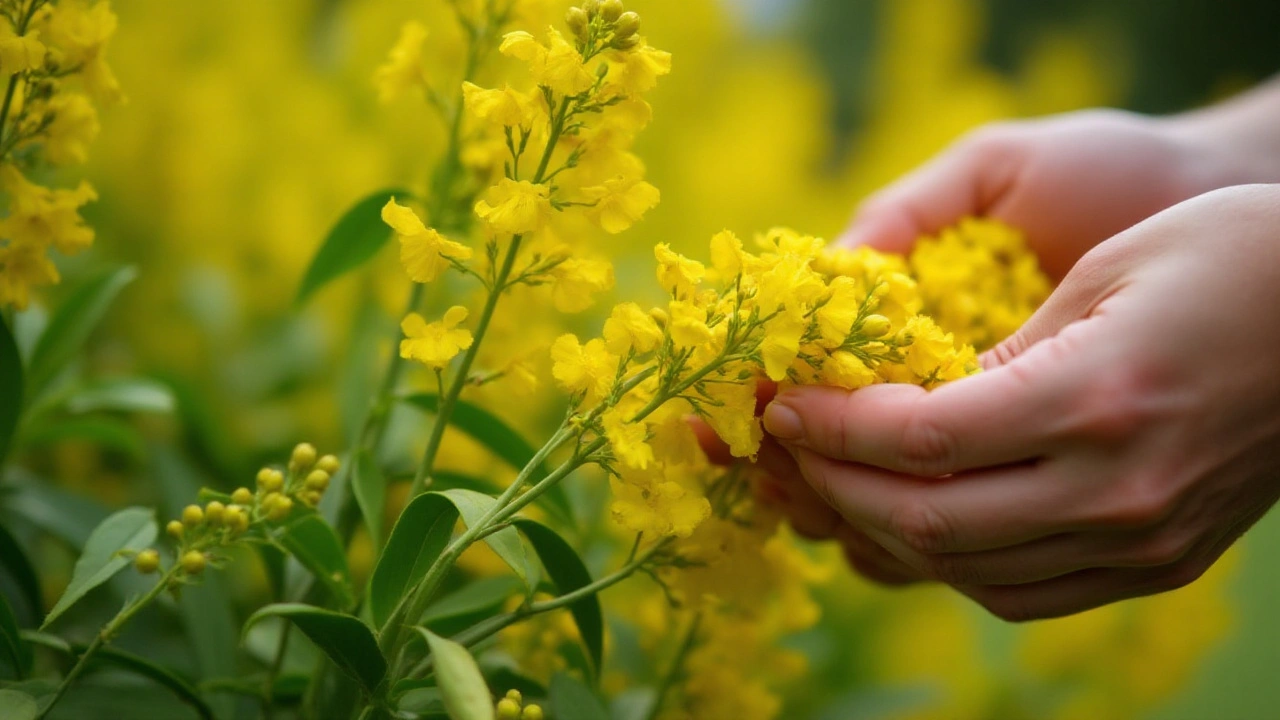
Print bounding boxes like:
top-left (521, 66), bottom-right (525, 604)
top-left (755, 440), bottom-right (842, 540)
top-left (836, 524), bottom-right (925, 586)
top-left (839, 128), bottom-right (1023, 252)
top-left (791, 448), bottom-right (1090, 554)
top-left (691, 416), bottom-right (734, 466)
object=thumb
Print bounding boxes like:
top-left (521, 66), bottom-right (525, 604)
top-left (839, 127), bottom-right (1024, 253)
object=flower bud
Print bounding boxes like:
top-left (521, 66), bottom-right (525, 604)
top-left (224, 506), bottom-right (246, 533)
top-left (181, 550), bottom-right (207, 575)
top-left (497, 699), bottom-right (521, 720)
top-left (565, 7), bottom-right (588, 38)
top-left (304, 469), bottom-right (330, 492)
top-left (582, 0), bottom-right (601, 18)
top-left (301, 490), bottom-right (323, 508)
top-left (289, 442), bottom-right (317, 471)
top-left (600, 0), bottom-right (623, 22)
top-left (860, 314), bottom-right (892, 338)
top-left (231, 487), bottom-right (254, 505)
top-left (316, 454), bottom-right (341, 474)
top-left (505, 690), bottom-right (522, 703)
top-left (613, 11), bottom-right (639, 39)
top-left (264, 493), bottom-right (293, 521)
top-left (522, 705), bottom-right (543, 720)
top-left (134, 549), bottom-right (160, 574)
top-left (166, 520), bottom-right (184, 540)
top-left (257, 468), bottom-right (284, 492)
top-left (204, 501), bottom-right (226, 526)
top-left (612, 34), bottom-right (641, 50)
top-left (181, 504), bottom-right (204, 527)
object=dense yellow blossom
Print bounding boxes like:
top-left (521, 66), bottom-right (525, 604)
top-left (580, 174), bottom-right (660, 233)
top-left (400, 306), bottom-right (474, 369)
top-left (0, 166), bottom-right (96, 254)
top-left (38, 0), bottom-right (122, 104)
top-left (499, 28), bottom-right (594, 97)
top-left (463, 81), bottom-right (540, 129)
top-left (382, 198), bottom-right (473, 283)
top-left (373, 21), bottom-right (429, 103)
top-left (474, 178), bottom-right (553, 235)
top-left (0, 22), bottom-right (45, 76)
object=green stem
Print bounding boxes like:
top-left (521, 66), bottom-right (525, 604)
top-left (260, 622), bottom-right (292, 720)
top-left (645, 613), bottom-right (702, 720)
top-left (37, 566), bottom-right (179, 720)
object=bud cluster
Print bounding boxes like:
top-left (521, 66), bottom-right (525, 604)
top-left (566, 0), bottom-right (641, 51)
top-left (495, 689), bottom-right (543, 720)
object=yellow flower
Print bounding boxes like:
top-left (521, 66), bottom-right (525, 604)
top-left (654, 243), bottom-right (703, 299)
top-left (38, 0), bottom-right (121, 104)
top-left (699, 374), bottom-right (762, 459)
top-left (602, 406), bottom-right (652, 470)
top-left (462, 81), bottom-right (539, 128)
top-left (0, 23), bottom-right (45, 76)
top-left (579, 175), bottom-right (660, 234)
top-left (474, 178), bottom-right (552, 235)
top-left (373, 21), bottom-right (428, 103)
top-left (667, 299), bottom-right (712, 350)
top-left (609, 471), bottom-right (709, 538)
top-left (820, 351), bottom-right (878, 390)
top-left (0, 240), bottom-right (59, 309)
top-left (708, 229), bottom-right (745, 279)
top-left (606, 41), bottom-right (671, 95)
top-left (400, 306), bottom-right (474, 369)
top-left (382, 198), bottom-right (473, 283)
top-left (500, 28), bottom-right (594, 97)
top-left (603, 302), bottom-right (662, 355)
top-left (549, 256), bottom-right (613, 312)
top-left (899, 315), bottom-right (957, 379)
top-left (0, 166), bottom-right (96, 254)
top-left (814, 276), bottom-right (865, 346)
top-left (550, 334), bottom-right (616, 403)
top-left (38, 92), bottom-right (99, 165)
top-left (760, 311), bottom-right (806, 381)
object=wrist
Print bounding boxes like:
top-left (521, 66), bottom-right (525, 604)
top-left (1160, 78), bottom-right (1280, 189)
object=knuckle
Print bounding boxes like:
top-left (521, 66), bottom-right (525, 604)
top-left (889, 499), bottom-right (953, 554)
top-left (897, 409), bottom-right (956, 476)
top-left (1093, 472), bottom-right (1178, 529)
top-left (1153, 557), bottom-right (1209, 593)
top-left (960, 123), bottom-right (1022, 157)
top-left (1069, 365), bottom-right (1165, 441)
top-left (1123, 529), bottom-right (1196, 568)
top-left (922, 554), bottom-right (983, 585)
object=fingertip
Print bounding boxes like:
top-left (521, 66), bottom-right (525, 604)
top-left (838, 204), bottom-right (919, 254)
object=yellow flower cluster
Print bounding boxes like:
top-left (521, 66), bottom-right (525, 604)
top-left (0, 0), bottom-right (120, 309)
top-left (496, 689), bottom-right (543, 720)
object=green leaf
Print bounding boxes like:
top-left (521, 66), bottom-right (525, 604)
top-left (41, 506), bottom-right (157, 629)
top-left (439, 489), bottom-right (532, 592)
top-left (417, 628), bottom-right (494, 720)
top-left (243, 604), bottom-right (386, 698)
top-left (402, 394), bottom-right (574, 525)
top-left (0, 593), bottom-right (29, 678)
top-left (25, 266), bottom-right (136, 404)
top-left (549, 672), bottom-right (608, 720)
top-left (19, 416), bottom-right (146, 461)
top-left (22, 630), bottom-right (215, 720)
top-left (0, 521), bottom-right (42, 627)
top-left (514, 519), bottom-right (603, 676)
top-left (369, 493), bottom-right (458, 630)
top-left (351, 449), bottom-right (387, 548)
top-left (63, 376), bottom-right (175, 414)
top-left (421, 576), bottom-right (522, 638)
top-left (297, 188), bottom-right (409, 305)
top-left (275, 514), bottom-right (354, 610)
top-left (0, 476), bottom-right (110, 549)
top-left (0, 317), bottom-right (21, 466)
top-left (0, 688), bottom-right (36, 720)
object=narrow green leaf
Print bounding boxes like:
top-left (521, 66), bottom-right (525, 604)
top-left (0, 592), bottom-right (29, 678)
top-left (26, 266), bottom-right (136, 403)
top-left (63, 376), bottom-right (176, 414)
top-left (0, 475), bottom-right (110, 549)
top-left (275, 514), bottom-right (354, 609)
top-left (297, 188), bottom-right (410, 305)
top-left (41, 507), bottom-right (157, 629)
top-left (421, 576), bottom-right (522, 638)
top-left (0, 521), bottom-right (42, 627)
top-left (402, 394), bottom-right (574, 525)
top-left (515, 519), bottom-right (603, 676)
top-left (19, 416), bottom-right (146, 461)
top-left (351, 449), bottom-right (387, 548)
top-left (417, 628), bottom-right (495, 720)
top-left (22, 630), bottom-right (214, 720)
top-left (439, 488), bottom-right (532, 591)
top-left (369, 493), bottom-right (458, 630)
top-left (243, 604), bottom-right (386, 697)
top-left (0, 317), bottom-right (21, 466)
top-left (0, 688), bottom-right (37, 720)
top-left (550, 672), bottom-right (608, 720)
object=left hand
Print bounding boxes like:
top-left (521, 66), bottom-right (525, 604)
top-left (763, 184), bottom-right (1280, 620)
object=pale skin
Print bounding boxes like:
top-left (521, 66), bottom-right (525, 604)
top-left (751, 77), bottom-right (1280, 621)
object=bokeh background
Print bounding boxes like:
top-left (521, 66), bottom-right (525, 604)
top-left (18, 0), bottom-right (1280, 717)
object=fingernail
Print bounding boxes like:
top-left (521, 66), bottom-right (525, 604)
top-left (762, 401), bottom-right (802, 440)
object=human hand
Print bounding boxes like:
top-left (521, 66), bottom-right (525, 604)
top-left (765, 184), bottom-right (1280, 620)
top-left (842, 109), bottom-right (1264, 279)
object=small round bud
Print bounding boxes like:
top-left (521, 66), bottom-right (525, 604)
top-left (134, 549), bottom-right (160, 574)
top-left (264, 493), bottom-right (293, 521)
top-left (181, 504), bottom-right (204, 527)
top-left (497, 699), bottom-right (521, 720)
top-left (304, 469), bottom-right (331, 492)
top-left (860, 314), bottom-right (892, 338)
top-left (231, 487), bottom-right (254, 505)
top-left (613, 11), bottom-right (639, 39)
top-left (291, 442), bottom-right (317, 468)
top-left (316, 454), bottom-right (341, 474)
top-left (301, 490), bottom-right (323, 508)
top-left (224, 506), bottom-right (246, 533)
top-left (612, 34), bottom-right (641, 50)
top-left (166, 520), bottom-right (184, 540)
top-left (565, 7), bottom-right (588, 38)
top-left (582, 0), bottom-right (601, 18)
top-left (181, 550), bottom-right (207, 575)
top-left (204, 501), bottom-right (226, 526)
top-left (257, 468), bottom-right (284, 492)
top-left (600, 0), bottom-right (623, 22)
top-left (521, 705), bottom-right (543, 720)
top-left (505, 689), bottom-right (522, 703)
